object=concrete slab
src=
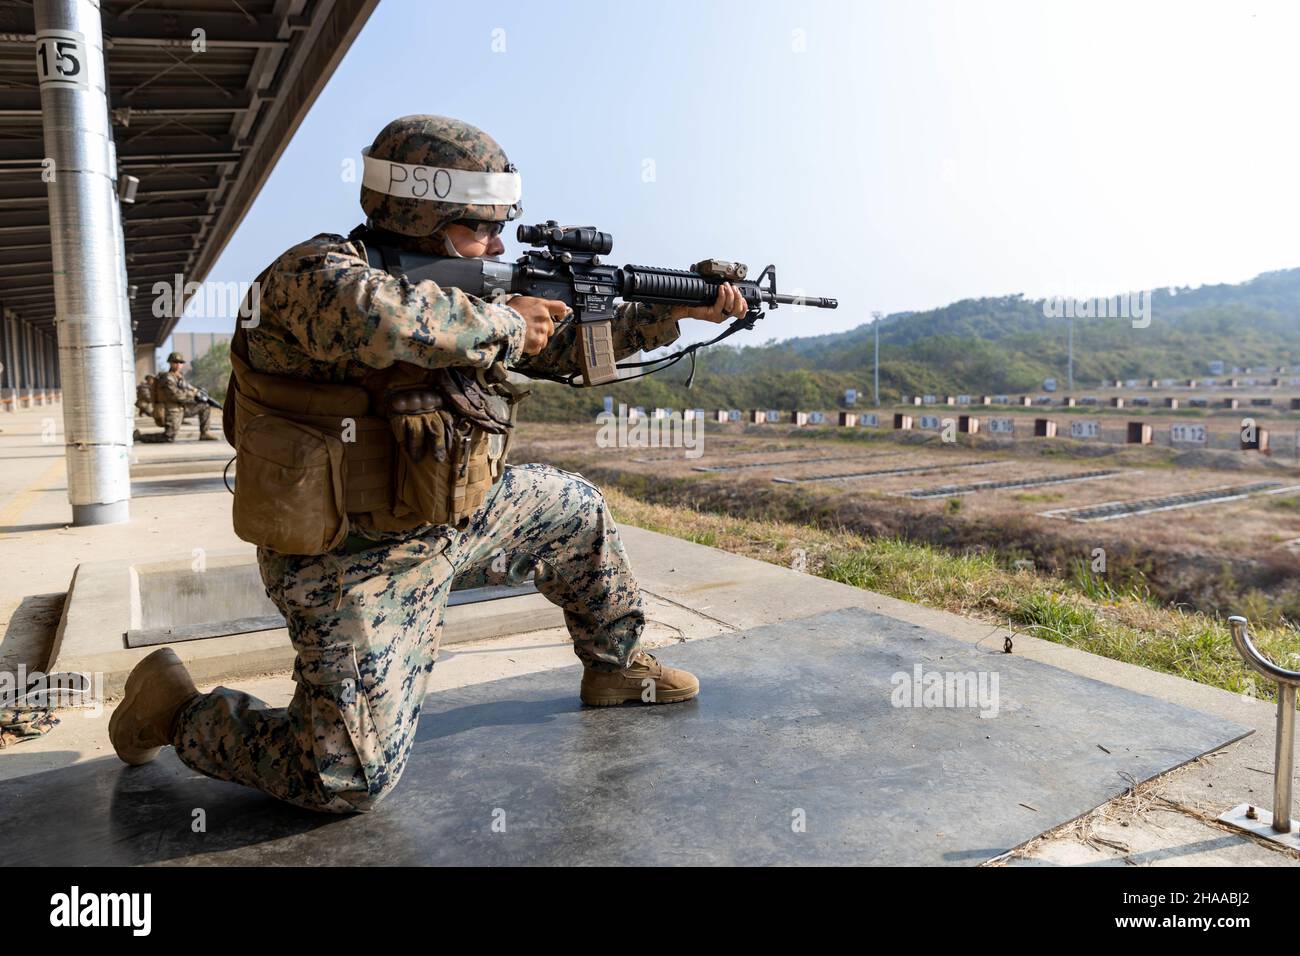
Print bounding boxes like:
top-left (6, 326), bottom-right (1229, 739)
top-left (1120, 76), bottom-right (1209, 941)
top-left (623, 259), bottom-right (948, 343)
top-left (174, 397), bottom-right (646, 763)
top-left (0, 615), bottom-right (699, 784)
top-left (0, 608), bottom-right (1247, 866)
top-left (46, 549), bottom-right (570, 694)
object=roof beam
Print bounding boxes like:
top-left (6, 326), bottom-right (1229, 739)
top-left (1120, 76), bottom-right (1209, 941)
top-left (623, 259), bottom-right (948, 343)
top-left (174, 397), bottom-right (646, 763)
top-left (0, 259), bottom-right (58, 274)
top-left (118, 154), bottom-right (242, 169)
top-left (124, 200), bottom-right (213, 220)
top-left (0, 222), bottom-right (52, 236)
top-left (0, 282), bottom-right (55, 296)
top-left (121, 223), bottom-right (205, 239)
top-left (0, 90), bottom-right (253, 116)
top-left (0, 241), bottom-right (53, 257)
top-left (0, 292), bottom-right (55, 305)
top-left (0, 209), bottom-right (48, 229)
top-left (0, 139), bottom-right (241, 167)
top-left (0, 7), bottom-right (291, 48)
top-left (125, 231), bottom-right (201, 245)
top-left (104, 11), bottom-right (293, 50)
top-left (0, 195), bottom-right (48, 209)
top-left (125, 213), bottom-right (214, 228)
top-left (126, 248), bottom-right (197, 262)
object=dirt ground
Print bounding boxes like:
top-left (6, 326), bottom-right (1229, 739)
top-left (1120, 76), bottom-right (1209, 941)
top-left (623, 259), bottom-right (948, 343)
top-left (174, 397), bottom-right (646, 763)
top-left (512, 419), bottom-right (1300, 617)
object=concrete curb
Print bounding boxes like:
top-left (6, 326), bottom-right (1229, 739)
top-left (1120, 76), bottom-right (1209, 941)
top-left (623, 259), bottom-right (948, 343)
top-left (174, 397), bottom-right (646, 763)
top-left (46, 549), bottom-right (565, 695)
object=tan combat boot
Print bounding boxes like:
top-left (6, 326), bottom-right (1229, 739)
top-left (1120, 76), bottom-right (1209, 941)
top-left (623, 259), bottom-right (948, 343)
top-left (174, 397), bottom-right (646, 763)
top-left (109, 648), bottom-right (201, 766)
top-left (580, 649), bottom-right (700, 706)
top-left (198, 432), bottom-right (219, 441)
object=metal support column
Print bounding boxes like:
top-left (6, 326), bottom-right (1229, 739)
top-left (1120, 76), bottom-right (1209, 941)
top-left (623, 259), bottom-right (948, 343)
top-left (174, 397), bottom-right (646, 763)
top-left (0, 314), bottom-right (10, 411)
top-left (35, 0), bottom-right (131, 524)
top-left (23, 323), bottom-right (34, 402)
top-left (106, 133), bottom-right (135, 439)
top-left (33, 331), bottom-right (44, 404)
top-left (872, 310), bottom-right (882, 406)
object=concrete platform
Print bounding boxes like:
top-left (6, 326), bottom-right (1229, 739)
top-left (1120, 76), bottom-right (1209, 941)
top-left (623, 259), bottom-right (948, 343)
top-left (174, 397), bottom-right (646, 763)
top-left (48, 549), bottom-right (567, 695)
top-left (0, 607), bottom-right (1248, 866)
top-left (2, 403), bottom-right (1298, 866)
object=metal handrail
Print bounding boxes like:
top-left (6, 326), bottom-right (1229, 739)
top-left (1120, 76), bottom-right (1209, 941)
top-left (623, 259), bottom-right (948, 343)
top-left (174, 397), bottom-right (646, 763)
top-left (1228, 615), bottom-right (1299, 833)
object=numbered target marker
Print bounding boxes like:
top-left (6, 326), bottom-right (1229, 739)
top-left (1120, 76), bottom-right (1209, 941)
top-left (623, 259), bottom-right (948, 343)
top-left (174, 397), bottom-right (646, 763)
top-left (1171, 424), bottom-right (1207, 444)
top-left (1070, 420), bottom-right (1100, 439)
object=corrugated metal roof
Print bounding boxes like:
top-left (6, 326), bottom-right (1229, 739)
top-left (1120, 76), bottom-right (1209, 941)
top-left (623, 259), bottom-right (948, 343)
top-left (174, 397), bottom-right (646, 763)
top-left (0, 0), bottom-right (377, 346)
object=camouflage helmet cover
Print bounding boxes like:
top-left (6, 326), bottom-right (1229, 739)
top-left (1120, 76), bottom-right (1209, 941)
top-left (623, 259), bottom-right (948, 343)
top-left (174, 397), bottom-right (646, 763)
top-left (360, 115), bottom-right (521, 237)
top-left (166, 351), bottom-right (185, 363)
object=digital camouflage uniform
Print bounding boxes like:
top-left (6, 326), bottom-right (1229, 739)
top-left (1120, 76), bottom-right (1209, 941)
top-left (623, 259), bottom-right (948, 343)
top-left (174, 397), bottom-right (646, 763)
top-left (137, 368), bottom-right (211, 442)
top-left (171, 232), bottom-right (682, 813)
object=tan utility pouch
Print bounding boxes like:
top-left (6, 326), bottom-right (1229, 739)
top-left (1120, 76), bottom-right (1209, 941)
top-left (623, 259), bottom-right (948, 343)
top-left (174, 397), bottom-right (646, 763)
top-left (233, 414), bottom-right (349, 555)
top-left (393, 423), bottom-right (493, 531)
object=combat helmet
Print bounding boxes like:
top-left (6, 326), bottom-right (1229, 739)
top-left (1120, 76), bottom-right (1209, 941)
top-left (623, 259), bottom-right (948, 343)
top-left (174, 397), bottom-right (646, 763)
top-left (360, 115), bottom-right (522, 238)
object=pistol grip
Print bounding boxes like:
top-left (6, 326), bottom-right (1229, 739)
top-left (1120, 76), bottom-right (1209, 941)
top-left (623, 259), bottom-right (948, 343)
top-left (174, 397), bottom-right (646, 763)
top-left (579, 319), bottom-right (618, 386)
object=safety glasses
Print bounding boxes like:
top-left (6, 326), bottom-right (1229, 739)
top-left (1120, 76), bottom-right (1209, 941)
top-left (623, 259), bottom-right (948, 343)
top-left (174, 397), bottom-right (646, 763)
top-left (453, 219), bottom-right (507, 241)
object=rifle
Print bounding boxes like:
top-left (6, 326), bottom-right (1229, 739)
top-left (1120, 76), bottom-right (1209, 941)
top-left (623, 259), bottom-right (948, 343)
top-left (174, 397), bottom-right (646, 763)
top-left (193, 386), bottom-right (222, 410)
top-left (358, 221), bottom-right (837, 386)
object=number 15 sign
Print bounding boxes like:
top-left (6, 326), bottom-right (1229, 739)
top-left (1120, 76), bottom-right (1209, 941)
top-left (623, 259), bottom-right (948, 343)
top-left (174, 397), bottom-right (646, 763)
top-left (35, 30), bottom-right (90, 90)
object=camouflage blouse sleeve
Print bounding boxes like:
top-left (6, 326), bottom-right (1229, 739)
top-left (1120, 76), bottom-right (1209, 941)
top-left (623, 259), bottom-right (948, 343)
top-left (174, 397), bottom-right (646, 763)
top-left (512, 302), bottom-right (681, 382)
top-left (260, 235), bottom-right (528, 371)
top-left (156, 372), bottom-right (190, 403)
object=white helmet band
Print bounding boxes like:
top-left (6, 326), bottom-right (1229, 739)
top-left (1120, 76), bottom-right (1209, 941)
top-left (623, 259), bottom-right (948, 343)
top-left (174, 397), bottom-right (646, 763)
top-left (361, 147), bottom-right (521, 205)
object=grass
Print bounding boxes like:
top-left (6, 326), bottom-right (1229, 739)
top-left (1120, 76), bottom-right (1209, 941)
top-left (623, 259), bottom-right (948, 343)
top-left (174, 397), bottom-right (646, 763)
top-left (1012, 491), bottom-right (1065, 503)
top-left (604, 486), bottom-right (1300, 704)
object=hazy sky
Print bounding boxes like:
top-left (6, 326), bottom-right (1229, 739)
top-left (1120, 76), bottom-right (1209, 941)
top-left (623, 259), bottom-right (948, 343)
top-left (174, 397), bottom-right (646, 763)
top-left (170, 0), bottom-right (1300, 351)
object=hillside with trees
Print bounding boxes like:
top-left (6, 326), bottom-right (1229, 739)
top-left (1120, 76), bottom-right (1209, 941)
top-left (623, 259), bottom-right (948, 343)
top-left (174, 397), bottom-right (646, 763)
top-left (520, 267), bottom-right (1300, 420)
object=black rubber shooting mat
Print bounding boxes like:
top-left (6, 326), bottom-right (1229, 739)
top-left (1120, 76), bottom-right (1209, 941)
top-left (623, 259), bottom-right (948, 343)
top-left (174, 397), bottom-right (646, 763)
top-left (0, 607), bottom-right (1249, 865)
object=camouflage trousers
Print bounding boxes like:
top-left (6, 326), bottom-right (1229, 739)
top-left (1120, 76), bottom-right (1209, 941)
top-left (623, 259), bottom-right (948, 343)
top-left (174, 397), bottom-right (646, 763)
top-left (136, 402), bottom-right (211, 442)
top-left (172, 463), bottom-right (645, 813)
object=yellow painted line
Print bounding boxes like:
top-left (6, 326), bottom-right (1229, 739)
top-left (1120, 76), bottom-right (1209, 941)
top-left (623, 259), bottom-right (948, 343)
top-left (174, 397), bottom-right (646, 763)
top-left (0, 458), bottom-right (67, 534)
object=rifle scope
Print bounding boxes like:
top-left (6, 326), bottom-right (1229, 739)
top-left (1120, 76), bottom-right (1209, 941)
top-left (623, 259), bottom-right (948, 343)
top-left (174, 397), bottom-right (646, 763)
top-left (517, 222), bottom-right (613, 255)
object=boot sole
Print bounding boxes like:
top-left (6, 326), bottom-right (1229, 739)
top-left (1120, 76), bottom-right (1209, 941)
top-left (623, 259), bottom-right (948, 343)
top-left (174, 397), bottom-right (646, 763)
top-left (108, 647), bottom-right (181, 765)
top-left (581, 687), bottom-right (700, 707)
